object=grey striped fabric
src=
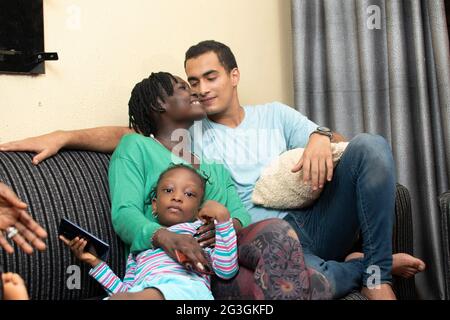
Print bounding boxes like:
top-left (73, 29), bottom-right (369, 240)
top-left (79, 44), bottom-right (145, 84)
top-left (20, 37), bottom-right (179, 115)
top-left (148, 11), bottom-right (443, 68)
top-left (0, 151), bottom-right (126, 300)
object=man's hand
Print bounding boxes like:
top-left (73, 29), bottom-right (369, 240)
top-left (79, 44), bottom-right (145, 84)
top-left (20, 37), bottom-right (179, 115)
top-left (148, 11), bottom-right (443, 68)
top-left (291, 133), bottom-right (333, 191)
top-left (0, 131), bottom-right (67, 165)
top-left (0, 182), bottom-right (47, 254)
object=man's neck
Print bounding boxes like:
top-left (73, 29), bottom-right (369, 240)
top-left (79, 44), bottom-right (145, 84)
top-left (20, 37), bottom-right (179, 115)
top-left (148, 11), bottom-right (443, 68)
top-left (208, 102), bottom-right (244, 129)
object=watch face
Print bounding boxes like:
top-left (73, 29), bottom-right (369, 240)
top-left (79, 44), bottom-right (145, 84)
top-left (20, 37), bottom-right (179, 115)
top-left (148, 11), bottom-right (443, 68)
top-left (318, 126), bottom-right (331, 133)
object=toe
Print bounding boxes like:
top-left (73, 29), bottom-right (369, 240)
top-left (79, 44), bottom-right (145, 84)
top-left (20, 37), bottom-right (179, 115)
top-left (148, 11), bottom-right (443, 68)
top-left (11, 273), bottom-right (25, 285)
top-left (417, 261), bottom-right (426, 272)
top-left (2, 272), bottom-right (14, 283)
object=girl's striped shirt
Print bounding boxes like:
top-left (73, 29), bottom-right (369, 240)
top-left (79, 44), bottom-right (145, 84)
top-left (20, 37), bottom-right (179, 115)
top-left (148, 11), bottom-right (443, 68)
top-left (88, 219), bottom-right (238, 296)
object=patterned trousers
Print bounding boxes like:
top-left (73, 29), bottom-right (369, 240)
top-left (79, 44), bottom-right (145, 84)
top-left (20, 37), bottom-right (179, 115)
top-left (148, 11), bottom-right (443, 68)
top-left (211, 218), bottom-right (332, 300)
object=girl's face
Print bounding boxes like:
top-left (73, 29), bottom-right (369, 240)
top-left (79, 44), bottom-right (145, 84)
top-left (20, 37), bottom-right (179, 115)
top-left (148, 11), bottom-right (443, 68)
top-left (162, 76), bottom-right (206, 122)
top-left (152, 167), bottom-right (204, 226)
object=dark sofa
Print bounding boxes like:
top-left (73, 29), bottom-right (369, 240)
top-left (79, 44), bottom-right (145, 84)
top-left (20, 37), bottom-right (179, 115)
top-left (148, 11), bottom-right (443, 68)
top-left (0, 150), bottom-right (420, 300)
top-left (439, 191), bottom-right (450, 299)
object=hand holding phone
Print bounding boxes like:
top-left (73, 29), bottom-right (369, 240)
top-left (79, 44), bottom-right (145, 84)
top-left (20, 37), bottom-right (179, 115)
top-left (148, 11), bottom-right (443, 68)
top-left (59, 235), bottom-right (102, 267)
top-left (58, 218), bottom-right (110, 261)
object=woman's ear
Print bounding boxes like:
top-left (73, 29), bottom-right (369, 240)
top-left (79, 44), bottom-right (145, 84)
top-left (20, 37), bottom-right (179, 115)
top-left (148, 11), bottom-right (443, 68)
top-left (156, 97), bottom-right (167, 113)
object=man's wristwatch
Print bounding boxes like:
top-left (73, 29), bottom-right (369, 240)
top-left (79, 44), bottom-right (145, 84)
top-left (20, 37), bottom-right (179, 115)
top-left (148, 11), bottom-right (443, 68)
top-left (311, 126), bottom-right (333, 140)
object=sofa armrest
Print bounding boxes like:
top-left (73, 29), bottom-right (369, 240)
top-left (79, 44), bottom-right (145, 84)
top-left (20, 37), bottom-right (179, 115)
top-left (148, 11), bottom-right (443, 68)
top-left (391, 183), bottom-right (416, 299)
top-left (439, 191), bottom-right (450, 299)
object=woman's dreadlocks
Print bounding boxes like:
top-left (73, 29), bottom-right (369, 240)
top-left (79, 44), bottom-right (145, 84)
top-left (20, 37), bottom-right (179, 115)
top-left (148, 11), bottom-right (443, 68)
top-left (128, 72), bottom-right (179, 136)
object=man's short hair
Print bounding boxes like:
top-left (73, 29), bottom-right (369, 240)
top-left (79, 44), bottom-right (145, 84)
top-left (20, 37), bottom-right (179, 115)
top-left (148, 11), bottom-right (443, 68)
top-left (184, 40), bottom-right (238, 72)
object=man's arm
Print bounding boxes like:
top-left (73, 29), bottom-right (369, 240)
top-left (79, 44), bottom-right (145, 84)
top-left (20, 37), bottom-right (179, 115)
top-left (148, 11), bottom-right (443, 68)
top-left (0, 126), bottom-right (134, 165)
top-left (63, 126), bottom-right (134, 152)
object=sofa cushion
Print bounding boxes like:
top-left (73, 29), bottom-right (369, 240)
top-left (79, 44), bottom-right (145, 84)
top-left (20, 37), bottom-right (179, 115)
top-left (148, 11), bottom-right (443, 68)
top-left (252, 142), bottom-right (348, 209)
top-left (0, 151), bottom-right (126, 300)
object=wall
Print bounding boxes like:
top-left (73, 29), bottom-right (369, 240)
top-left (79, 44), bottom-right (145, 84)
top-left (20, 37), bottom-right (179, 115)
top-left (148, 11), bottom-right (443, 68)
top-left (0, 0), bottom-right (294, 142)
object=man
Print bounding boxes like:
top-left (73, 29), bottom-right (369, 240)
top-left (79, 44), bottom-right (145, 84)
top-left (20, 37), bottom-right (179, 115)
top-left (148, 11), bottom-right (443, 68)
top-left (0, 40), bottom-right (425, 299)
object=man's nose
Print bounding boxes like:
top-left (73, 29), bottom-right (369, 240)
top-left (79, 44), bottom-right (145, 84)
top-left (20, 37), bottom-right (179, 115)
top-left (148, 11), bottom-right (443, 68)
top-left (198, 80), bottom-right (210, 96)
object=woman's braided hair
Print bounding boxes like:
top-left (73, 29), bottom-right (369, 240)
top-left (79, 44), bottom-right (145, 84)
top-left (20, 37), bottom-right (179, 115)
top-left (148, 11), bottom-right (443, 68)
top-left (128, 72), bottom-right (179, 137)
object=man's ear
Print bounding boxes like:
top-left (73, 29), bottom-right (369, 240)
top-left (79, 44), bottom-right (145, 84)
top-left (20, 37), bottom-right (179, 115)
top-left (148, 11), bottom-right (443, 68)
top-left (230, 68), bottom-right (240, 87)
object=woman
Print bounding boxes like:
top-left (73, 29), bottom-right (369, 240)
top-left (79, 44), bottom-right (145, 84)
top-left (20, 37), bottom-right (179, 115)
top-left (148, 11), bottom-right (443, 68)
top-left (108, 72), bottom-right (331, 299)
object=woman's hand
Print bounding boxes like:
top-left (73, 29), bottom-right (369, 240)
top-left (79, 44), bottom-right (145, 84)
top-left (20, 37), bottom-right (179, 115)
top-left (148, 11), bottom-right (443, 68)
top-left (59, 235), bottom-right (102, 268)
top-left (153, 229), bottom-right (209, 273)
top-left (0, 182), bottom-right (47, 254)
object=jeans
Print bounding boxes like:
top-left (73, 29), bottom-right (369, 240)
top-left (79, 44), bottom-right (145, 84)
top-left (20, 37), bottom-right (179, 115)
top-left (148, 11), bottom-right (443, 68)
top-left (284, 133), bottom-right (396, 299)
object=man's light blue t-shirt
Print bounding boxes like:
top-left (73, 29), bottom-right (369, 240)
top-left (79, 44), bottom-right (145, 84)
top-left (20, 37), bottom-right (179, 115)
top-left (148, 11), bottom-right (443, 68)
top-left (191, 102), bottom-right (318, 223)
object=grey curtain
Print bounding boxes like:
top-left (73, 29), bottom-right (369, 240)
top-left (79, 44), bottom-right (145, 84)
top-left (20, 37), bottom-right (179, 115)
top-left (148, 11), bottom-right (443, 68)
top-left (291, 0), bottom-right (450, 299)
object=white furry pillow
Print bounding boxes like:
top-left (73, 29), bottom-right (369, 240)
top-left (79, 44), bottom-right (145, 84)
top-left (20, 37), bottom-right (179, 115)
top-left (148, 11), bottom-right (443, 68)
top-left (252, 142), bottom-right (349, 209)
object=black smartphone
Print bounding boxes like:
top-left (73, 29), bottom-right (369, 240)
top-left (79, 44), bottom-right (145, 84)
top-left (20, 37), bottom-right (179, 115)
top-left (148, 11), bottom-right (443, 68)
top-left (58, 218), bottom-right (110, 260)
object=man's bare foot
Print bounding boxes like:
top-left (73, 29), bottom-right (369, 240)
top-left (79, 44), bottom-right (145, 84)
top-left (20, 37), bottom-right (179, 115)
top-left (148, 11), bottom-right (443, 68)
top-left (345, 252), bottom-right (425, 279)
top-left (361, 284), bottom-right (397, 300)
top-left (2, 272), bottom-right (29, 300)
top-left (345, 252), bottom-right (364, 262)
top-left (392, 253), bottom-right (426, 278)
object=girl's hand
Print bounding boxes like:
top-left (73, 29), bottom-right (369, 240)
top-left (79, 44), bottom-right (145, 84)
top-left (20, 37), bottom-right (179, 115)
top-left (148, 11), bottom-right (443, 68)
top-left (198, 200), bottom-right (230, 223)
top-left (59, 235), bottom-right (101, 267)
top-left (195, 201), bottom-right (231, 248)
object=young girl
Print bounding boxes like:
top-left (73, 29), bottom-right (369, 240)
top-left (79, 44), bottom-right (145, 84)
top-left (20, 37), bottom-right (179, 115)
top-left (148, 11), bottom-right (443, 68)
top-left (60, 164), bottom-right (238, 300)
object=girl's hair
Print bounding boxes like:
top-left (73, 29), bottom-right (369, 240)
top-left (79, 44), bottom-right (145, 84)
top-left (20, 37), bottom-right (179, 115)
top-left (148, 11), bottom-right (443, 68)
top-left (128, 72), bottom-right (179, 137)
top-left (150, 164), bottom-right (209, 201)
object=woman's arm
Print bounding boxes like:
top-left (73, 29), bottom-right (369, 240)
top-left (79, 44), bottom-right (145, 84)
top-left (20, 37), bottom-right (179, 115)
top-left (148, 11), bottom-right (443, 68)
top-left (108, 136), bottom-right (161, 252)
top-left (196, 165), bottom-right (251, 247)
top-left (222, 168), bottom-right (251, 228)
